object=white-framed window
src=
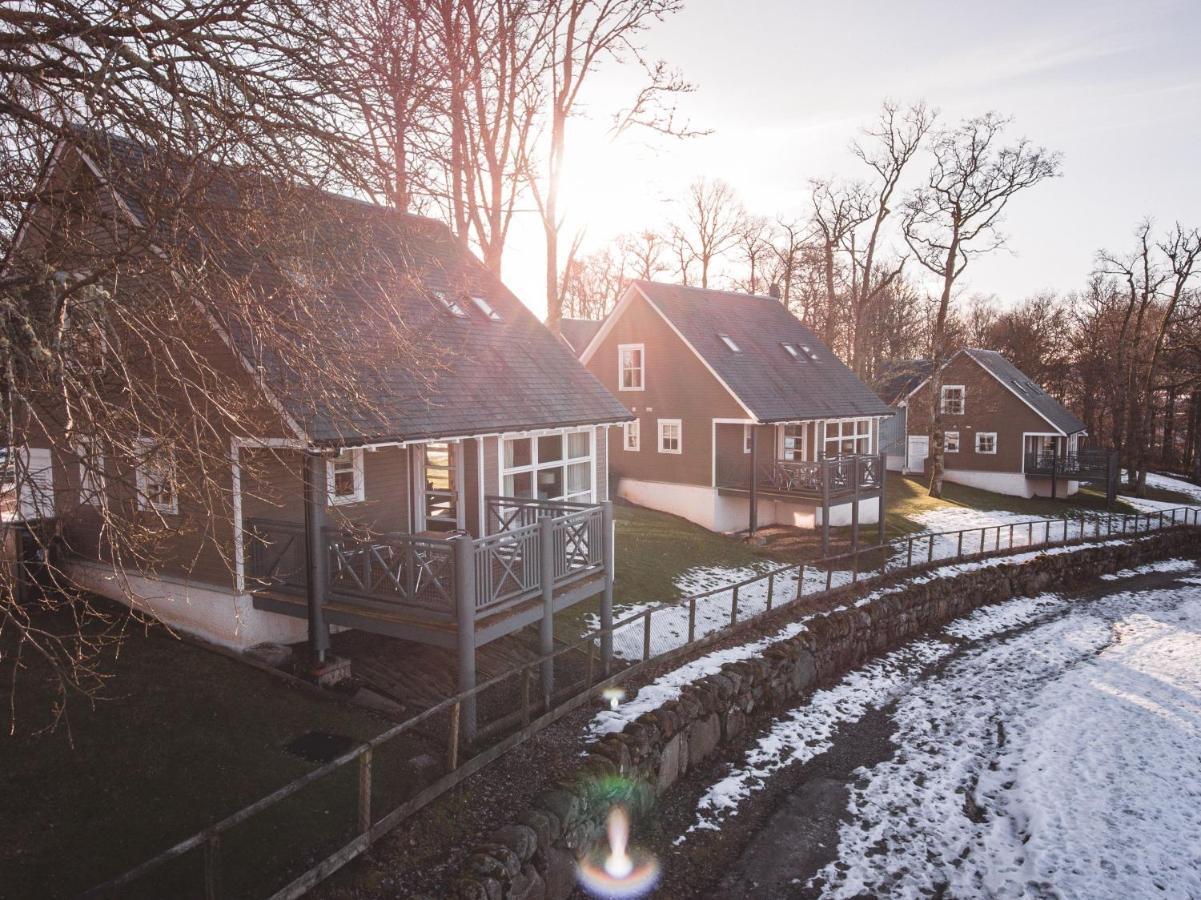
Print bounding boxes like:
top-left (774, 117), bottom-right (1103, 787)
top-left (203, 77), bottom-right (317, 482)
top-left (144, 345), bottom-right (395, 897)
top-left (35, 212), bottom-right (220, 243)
top-left (136, 438), bottom-right (178, 515)
top-left (470, 296), bottom-right (502, 321)
top-left (618, 344), bottom-right (644, 391)
top-left (823, 418), bottom-right (872, 457)
top-left (976, 432), bottom-right (997, 455)
top-left (781, 423), bottom-right (806, 461)
top-left (11, 446), bottom-right (55, 519)
top-left (941, 385), bottom-right (965, 415)
top-left (781, 342), bottom-right (800, 360)
top-left (502, 430), bottom-right (593, 503)
top-left (623, 420), bottom-right (641, 452)
top-left (431, 290), bottom-right (469, 318)
top-left (327, 448), bottom-right (365, 505)
top-left (743, 424), bottom-right (753, 454)
top-left (718, 333), bottom-right (741, 352)
top-left (658, 419), bottom-right (682, 454)
top-left (75, 438), bottom-right (105, 506)
top-left (945, 431), bottom-right (961, 453)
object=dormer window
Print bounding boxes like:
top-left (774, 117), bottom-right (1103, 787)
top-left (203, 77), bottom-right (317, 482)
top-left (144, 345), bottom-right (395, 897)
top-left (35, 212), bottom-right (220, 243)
top-left (432, 290), bottom-right (469, 318)
top-left (471, 296), bottom-right (502, 321)
top-left (718, 334), bottom-right (741, 352)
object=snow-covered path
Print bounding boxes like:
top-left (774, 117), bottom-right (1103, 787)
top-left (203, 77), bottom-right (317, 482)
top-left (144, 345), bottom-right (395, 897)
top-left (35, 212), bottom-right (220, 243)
top-left (809, 566), bottom-right (1201, 898)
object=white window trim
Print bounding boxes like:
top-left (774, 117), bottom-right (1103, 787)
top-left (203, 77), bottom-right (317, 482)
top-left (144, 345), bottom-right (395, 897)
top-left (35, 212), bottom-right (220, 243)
top-left (500, 428), bottom-right (595, 504)
top-left (327, 448), bottom-right (365, 505)
top-left (618, 343), bottom-right (645, 392)
top-left (944, 431), bottom-right (961, 453)
top-left (743, 424), bottom-right (753, 454)
top-left (658, 418), bottom-right (682, 455)
top-left (822, 417), bottom-right (873, 457)
top-left (624, 420), bottom-right (641, 452)
top-left (75, 439), bottom-right (106, 506)
top-left (135, 438), bottom-right (178, 515)
top-left (941, 384), bottom-right (966, 415)
top-left (975, 432), bottom-right (998, 455)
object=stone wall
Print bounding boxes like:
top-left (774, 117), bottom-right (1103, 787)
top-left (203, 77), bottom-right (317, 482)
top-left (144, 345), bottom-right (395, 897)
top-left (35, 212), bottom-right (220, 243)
top-left (440, 530), bottom-right (1199, 900)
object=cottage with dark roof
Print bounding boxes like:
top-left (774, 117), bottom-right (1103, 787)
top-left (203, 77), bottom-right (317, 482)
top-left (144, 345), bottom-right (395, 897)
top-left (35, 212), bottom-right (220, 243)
top-left (10, 134), bottom-right (629, 731)
top-left (890, 348), bottom-right (1110, 499)
top-left (579, 281), bottom-right (893, 545)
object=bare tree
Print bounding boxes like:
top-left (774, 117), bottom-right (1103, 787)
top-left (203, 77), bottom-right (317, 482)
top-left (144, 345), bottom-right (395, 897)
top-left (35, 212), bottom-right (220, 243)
top-left (733, 214), bottom-right (774, 294)
top-left (903, 112), bottom-right (1061, 497)
top-left (618, 229), bottom-right (668, 281)
top-left (808, 178), bottom-right (871, 349)
top-left (671, 177), bottom-right (744, 289)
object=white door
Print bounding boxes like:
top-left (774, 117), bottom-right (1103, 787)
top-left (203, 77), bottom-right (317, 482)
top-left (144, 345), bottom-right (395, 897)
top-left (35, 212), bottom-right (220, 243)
top-left (906, 436), bottom-right (929, 473)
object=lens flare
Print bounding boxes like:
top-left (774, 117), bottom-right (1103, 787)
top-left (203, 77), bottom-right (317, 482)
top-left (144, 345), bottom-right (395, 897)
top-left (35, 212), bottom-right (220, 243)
top-left (577, 805), bottom-right (660, 898)
top-left (602, 686), bottom-right (625, 710)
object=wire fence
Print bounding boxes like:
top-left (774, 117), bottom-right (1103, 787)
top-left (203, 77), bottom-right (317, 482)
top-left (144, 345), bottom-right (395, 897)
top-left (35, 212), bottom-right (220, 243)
top-left (85, 505), bottom-right (1200, 899)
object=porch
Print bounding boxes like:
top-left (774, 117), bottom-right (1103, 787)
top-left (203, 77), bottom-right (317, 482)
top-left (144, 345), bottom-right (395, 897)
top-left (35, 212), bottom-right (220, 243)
top-left (1024, 445), bottom-right (1120, 503)
top-left (247, 492), bottom-right (614, 738)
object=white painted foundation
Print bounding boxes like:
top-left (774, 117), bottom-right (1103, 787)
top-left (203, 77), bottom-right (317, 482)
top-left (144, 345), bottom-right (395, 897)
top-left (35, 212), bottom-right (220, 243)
top-left (67, 560), bottom-right (309, 650)
top-left (939, 469), bottom-right (1079, 499)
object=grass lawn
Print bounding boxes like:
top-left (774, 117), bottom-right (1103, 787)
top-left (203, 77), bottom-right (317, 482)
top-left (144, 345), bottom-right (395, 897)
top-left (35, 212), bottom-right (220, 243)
top-left (0, 608), bottom-right (392, 899)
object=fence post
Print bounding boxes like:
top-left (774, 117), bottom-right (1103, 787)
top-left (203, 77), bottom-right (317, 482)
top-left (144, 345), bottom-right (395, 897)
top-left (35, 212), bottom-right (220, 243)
top-left (539, 517), bottom-right (556, 706)
top-left (452, 535), bottom-right (477, 742)
top-left (642, 610), bottom-right (652, 660)
top-left (826, 565), bottom-right (833, 591)
top-left (906, 538), bottom-right (913, 567)
top-left (358, 748), bottom-right (372, 835)
top-left (600, 501), bottom-right (614, 675)
top-left (766, 571), bottom-right (775, 611)
top-left (1009, 523), bottom-right (1015, 550)
top-left (852, 551), bottom-right (859, 584)
top-left (447, 700), bottom-right (461, 771)
top-left (979, 527), bottom-right (986, 555)
top-left (927, 534), bottom-right (934, 563)
top-left (203, 833), bottom-right (221, 900)
top-left (795, 563), bottom-right (805, 601)
top-left (956, 530), bottom-right (963, 559)
top-left (730, 585), bottom-right (740, 625)
top-left (688, 595), bottom-right (697, 643)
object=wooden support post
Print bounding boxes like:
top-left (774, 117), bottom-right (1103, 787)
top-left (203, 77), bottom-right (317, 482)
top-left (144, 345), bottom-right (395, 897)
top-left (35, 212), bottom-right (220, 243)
top-left (795, 564), bottom-right (805, 601)
top-left (851, 456), bottom-right (861, 554)
top-left (927, 534), bottom-right (934, 563)
top-left (538, 518), bottom-right (556, 706)
top-left (906, 538), bottom-right (913, 567)
top-left (203, 833), bottom-right (221, 900)
top-left (358, 748), bottom-right (372, 835)
top-left (600, 501), bottom-right (615, 675)
top-left (302, 452), bottom-right (330, 664)
top-left (766, 572), bottom-right (775, 610)
top-left (748, 426), bottom-right (759, 536)
top-left (731, 584), bottom-right (739, 625)
top-left (642, 610), bottom-right (652, 660)
top-left (1051, 443), bottom-right (1058, 500)
top-left (688, 596), bottom-right (697, 643)
top-left (956, 530), bottom-right (964, 559)
top-left (877, 452), bottom-right (887, 547)
top-left (821, 459), bottom-right (831, 559)
top-left (452, 535), bottom-right (477, 742)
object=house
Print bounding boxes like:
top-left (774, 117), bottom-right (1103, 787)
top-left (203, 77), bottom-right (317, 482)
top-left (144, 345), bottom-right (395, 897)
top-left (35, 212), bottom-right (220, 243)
top-left (875, 359), bottom-right (933, 471)
top-left (578, 281), bottom-right (893, 551)
top-left (558, 318), bottom-right (603, 356)
top-left (889, 348), bottom-right (1114, 499)
top-left (6, 133), bottom-right (630, 730)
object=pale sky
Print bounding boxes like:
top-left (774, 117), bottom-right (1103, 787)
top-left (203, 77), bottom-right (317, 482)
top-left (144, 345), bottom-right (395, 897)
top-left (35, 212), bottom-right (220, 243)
top-left (501, 0), bottom-right (1201, 319)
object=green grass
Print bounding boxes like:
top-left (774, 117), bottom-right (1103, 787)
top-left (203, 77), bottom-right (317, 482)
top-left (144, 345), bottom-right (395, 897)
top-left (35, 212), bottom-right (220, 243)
top-left (0, 612), bottom-right (389, 899)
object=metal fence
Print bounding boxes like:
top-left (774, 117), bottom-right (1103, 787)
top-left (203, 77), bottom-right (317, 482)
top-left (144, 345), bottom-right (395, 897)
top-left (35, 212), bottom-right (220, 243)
top-left (85, 505), bottom-right (1200, 899)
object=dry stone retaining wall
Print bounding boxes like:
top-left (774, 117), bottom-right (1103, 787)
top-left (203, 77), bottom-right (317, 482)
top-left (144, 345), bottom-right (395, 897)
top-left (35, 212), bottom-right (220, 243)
top-left (439, 530), bottom-right (1200, 900)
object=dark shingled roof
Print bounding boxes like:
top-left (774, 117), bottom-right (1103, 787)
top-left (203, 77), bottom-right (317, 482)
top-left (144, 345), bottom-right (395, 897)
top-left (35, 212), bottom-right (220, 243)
top-left (559, 318), bottom-right (603, 356)
top-left (632, 281), bottom-right (893, 422)
top-left (875, 358), bottom-right (934, 404)
top-left (72, 133), bottom-right (629, 446)
top-left (962, 348), bottom-right (1087, 435)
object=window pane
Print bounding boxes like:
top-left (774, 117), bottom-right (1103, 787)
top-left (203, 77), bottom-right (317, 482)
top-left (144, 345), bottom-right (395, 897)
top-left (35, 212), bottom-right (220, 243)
top-left (567, 431), bottom-right (590, 459)
top-left (504, 471), bottom-right (533, 497)
top-left (826, 423), bottom-right (839, 439)
top-left (505, 438), bottom-right (531, 469)
top-left (567, 461), bottom-right (590, 495)
top-left (536, 465), bottom-right (563, 500)
top-left (538, 434), bottom-right (563, 463)
top-left (334, 470), bottom-right (356, 496)
top-left (425, 444), bottom-right (451, 468)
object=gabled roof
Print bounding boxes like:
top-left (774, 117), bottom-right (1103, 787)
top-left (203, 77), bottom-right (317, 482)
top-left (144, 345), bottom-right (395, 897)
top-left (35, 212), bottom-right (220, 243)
top-left (558, 318), bottom-right (603, 356)
top-left (874, 359), bottom-right (934, 405)
top-left (586, 281), bottom-right (892, 423)
top-left (59, 132), bottom-right (629, 446)
top-left (962, 348), bottom-right (1086, 435)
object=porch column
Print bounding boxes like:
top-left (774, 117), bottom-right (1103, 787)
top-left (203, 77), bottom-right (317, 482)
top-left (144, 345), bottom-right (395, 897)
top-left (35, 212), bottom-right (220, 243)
top-left (302, 452), bottom-right (331, 663)
top-left (1051, 442), bottom-right (1059, 499)
top-left (851, 456), bottom-right (861, 553)
top-left (600, 500), bottom-right (614, 674)
top-left (748, 426), bottom-right (759, 536)
top-left (821, 459), bottom-right (831, 558)
top-left (452, 534), bottom-right (478, 741)
top-left (539, 515), bottom-right (556, 706)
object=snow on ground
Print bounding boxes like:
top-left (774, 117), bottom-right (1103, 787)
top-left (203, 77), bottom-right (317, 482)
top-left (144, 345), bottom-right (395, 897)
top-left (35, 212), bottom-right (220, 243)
top-left (812, 561), bottom-right (1201, 899)
top-left (1121, 470), bottom-right (1201, 513)
top-left (906, 506), bottom-right (1040, 556)
top-left (1100, 557), bottom-right (1196, 581)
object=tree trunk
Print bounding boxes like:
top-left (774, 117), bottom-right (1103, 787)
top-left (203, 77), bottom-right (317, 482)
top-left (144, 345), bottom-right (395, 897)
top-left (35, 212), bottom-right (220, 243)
top-left (927, 234), bottom-right (959, 499)
top-left (1162, 384), bottom-right (1177, 469)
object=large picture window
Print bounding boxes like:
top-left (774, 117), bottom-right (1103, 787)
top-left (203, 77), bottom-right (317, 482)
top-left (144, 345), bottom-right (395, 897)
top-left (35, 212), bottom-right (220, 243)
top-left (824, 419), bottom-right (872, 457)
top-left (619, 344), bottom-right (644, 391)
top-left (502, 430), bottom-right (593, 503)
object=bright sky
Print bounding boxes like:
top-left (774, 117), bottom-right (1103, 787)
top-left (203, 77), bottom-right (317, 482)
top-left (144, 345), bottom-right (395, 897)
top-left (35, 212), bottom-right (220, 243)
top-left (501, 0), bottom-right (1201, 319)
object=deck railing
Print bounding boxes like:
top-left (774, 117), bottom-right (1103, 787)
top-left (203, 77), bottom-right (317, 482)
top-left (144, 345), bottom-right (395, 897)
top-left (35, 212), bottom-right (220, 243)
top-left (246, 495), bottom-right (608, 621)
top-left (1024, 448), bottom-right (1118, 479)
top-left (716, 452), bottom-right (884, 499)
